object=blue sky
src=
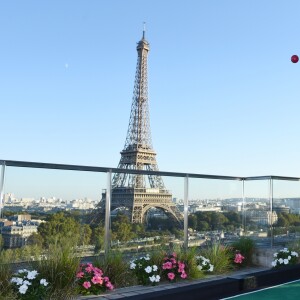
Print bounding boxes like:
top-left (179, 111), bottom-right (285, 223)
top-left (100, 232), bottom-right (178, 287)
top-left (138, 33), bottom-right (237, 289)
top-left (1, 1), bottom-right (300, 199)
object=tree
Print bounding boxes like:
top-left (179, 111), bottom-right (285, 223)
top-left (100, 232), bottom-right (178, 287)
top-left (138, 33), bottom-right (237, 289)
top-left (188, 215), bottom-right (197, 230)
top-left (111, 213), bottom-right (136, 242)
top-left (79, 224), bottom-right (92, 246)
top-left (38, 212), bottom-right (80, 246)
top-left (197, 221), bottom-right (210, 231)
top-left (91, 225), bottom-right (105, 252)
top-left (0, 234), bottom-right (3, 250)
top-left (27, 232), bottom-right (44, 248)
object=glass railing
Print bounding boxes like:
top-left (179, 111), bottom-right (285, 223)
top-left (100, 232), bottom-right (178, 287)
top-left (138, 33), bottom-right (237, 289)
top-left (1, 159), bottom-right (300, 263)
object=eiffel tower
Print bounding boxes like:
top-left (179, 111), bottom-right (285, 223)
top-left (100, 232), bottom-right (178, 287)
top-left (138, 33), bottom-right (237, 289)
top-left (106, 29), bottom-right (183, 224)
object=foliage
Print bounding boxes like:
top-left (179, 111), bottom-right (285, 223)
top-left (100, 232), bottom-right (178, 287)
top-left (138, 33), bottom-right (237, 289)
top-left (10, 269), bottom-right (49, 300)
top-left (91, 225), bottom-right (105, 253)
top-left (231, 237), bottom-right (256, 266)
top-left (38, 212), bottom-right (81, 246)
top-left (79, 224), bottom-right (92, 246)
top-left (35, 237), bottom-right (81, 299)
top-left (76, 263), bottom-right (113, 295)
top-left (95, 251), bottom-right (135, 288)
top-left (288, 239), bottom-right (300, 255)
top-left (195, 255), bottom-right (214, 272)
top-left (0, 250), bottom-right (17, 299)
top-left (161, 252), bottom-right (187, 281)
top-left (271, 248), bottom-right (299, 268)
top-left (275, 212), bottom-right (300, 227)
top-left (129, 254), bottom-right (160, 285)
top-left (200, 242), bottom-right (233, 274)
top-left (27, 233), bottom-right (44, 248)
top-left (0, 235), bottom-right (3, 251)
top-left (111, 213), bottom-right (136, 242)
top-left (176, 247), bottom-right (204, 279)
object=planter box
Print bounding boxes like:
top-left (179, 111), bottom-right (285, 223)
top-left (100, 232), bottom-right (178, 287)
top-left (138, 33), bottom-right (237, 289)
top-left (80, 265), bottom-right (300, 300)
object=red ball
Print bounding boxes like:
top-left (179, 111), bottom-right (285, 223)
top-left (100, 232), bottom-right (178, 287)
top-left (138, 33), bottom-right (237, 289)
top-left (291, 55), bottom-right (299, 63)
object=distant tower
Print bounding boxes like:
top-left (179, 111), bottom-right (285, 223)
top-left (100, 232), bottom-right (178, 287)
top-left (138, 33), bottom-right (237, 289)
top-left (107, 29), bottom-right (183, 224)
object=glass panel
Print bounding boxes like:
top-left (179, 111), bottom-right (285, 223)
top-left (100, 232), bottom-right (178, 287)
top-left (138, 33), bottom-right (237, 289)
top-left (108, 170), bottom-right (184, 255)
top-left (244, 179), bottom-right (271, 248)
top-left (272, 179), bottom-right (300, 248)
top-left (1, 166), bottom-right (106, 261)
top-left (188, 178), bottom-right (243, 248)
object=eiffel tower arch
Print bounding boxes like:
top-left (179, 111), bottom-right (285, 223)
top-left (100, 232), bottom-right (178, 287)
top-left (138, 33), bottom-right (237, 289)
top-left (102, 29), bottom-right (183, 225)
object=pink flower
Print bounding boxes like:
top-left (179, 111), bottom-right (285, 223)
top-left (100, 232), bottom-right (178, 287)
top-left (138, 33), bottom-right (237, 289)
top-left (85, 266), bottom-right (93, 273)
top-left (162, 262), bottom-right (173, 270)
top-left (181, 271), bottom-right (187, 279)
top-left (234, 253), bottom-right (245, 264)
top-left (178, 261), bottom-right (185, 272)
top-left (167, 272), bottom-right (175, 280)
top-left (170, 258), bottom-right (177, 264)
top-left (76, 272), bottom-right (84, 278)
top-left (93, 267), bottom-right (103, 276)
top-left (106, 282), bottom-right (114, 290)
top-left (103, 276), bottom-right (110, 282)
top-left (91, 275), bottom-right (103, 285)
top-left (83, 281), bottom-right (91, 289)
top-left (172, 252), bottom-right (177, 258)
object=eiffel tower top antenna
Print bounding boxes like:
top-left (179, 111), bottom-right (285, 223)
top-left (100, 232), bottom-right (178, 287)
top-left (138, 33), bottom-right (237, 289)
top-left (143, 22), bottom-right (146, 39)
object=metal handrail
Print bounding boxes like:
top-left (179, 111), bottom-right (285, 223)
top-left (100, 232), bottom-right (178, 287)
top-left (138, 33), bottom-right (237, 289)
top-left (1, 159), bottom-right (300, 181)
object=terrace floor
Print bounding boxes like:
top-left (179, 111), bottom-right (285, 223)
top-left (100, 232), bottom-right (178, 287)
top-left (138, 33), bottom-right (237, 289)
top-left (78, 266), bottom-right (270, 300)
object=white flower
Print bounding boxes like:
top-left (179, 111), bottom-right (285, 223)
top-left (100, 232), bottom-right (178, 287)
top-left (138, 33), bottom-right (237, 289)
top-left (271, 260), bottom-right (277, 267)
top-left (144, 255), bottom-right (150, 261)
top-left (273, 253), bottom-right (278, 257)
top-left (11, 277), bottom-right (23, 285)
top-left (18, 269), bottom-right (28, 274)
top-left (19, 284), bottom-right (28, 294)
top-left (291, 251), bottom-right (299, 257)
top-left (283, 259), bottom-right (289, 265)
top-left (130, 262), bottom-right (136, 269)
top-left (145, 266), bottom-right (152, 273)
top-left (40, 279), bottom-right (48, 286)
top-left (27, 270), bottom-right (38, 280)
top-left (152, 265), bottom-right (158, 272)
top-left (23, 280), bottom-right (32, 286)
top-left (209, 264), bottom-right (214, 272)
top-left (288, 256), bottom-right (291, 260)
top-left (149, 275), bottom-right (156, 282)
top-left (155, 275), bottom-right (160, 282)
top-left (197, 265), bottom-right (202, 270)
top-left (278, 258), bottom-right (284, 264)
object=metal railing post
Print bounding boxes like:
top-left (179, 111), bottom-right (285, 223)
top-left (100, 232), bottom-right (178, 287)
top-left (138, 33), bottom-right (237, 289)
top-left (183, 175), bottom-right (189, 250)
top-left (0, 162), bottom-right (6, 219)
top-left (104, 170), bottom-right (112, 256)
top-left (269, 178), bottom-right (274, 248)
top-left (242, 179), bottom-right (245, 234)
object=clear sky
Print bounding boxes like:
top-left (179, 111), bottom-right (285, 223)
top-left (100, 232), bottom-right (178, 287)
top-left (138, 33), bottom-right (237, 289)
top-left (1, 1), bottom-right (300, 200)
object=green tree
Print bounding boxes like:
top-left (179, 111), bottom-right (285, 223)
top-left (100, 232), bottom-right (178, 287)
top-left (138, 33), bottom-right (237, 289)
top-left (79, 224), bottom-right (92, 246)
top-left (111, 213), bottom-right (136, 242)
top-left (91, 225), bottom-right (105, 252)
top-left (0, 234), bottom-right (3, 250)
top-left (188, 215), bottom-right (197, 230)
top-left (38, 212), bottom-right (80, 246)
top-left (27, 232), bottom-right (44, 248)
top-left (197, 221), bottom-right (210, 231)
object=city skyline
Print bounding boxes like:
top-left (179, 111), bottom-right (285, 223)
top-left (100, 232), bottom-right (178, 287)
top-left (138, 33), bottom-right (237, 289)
top-left (1, 1), bottom-right (300, 200)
